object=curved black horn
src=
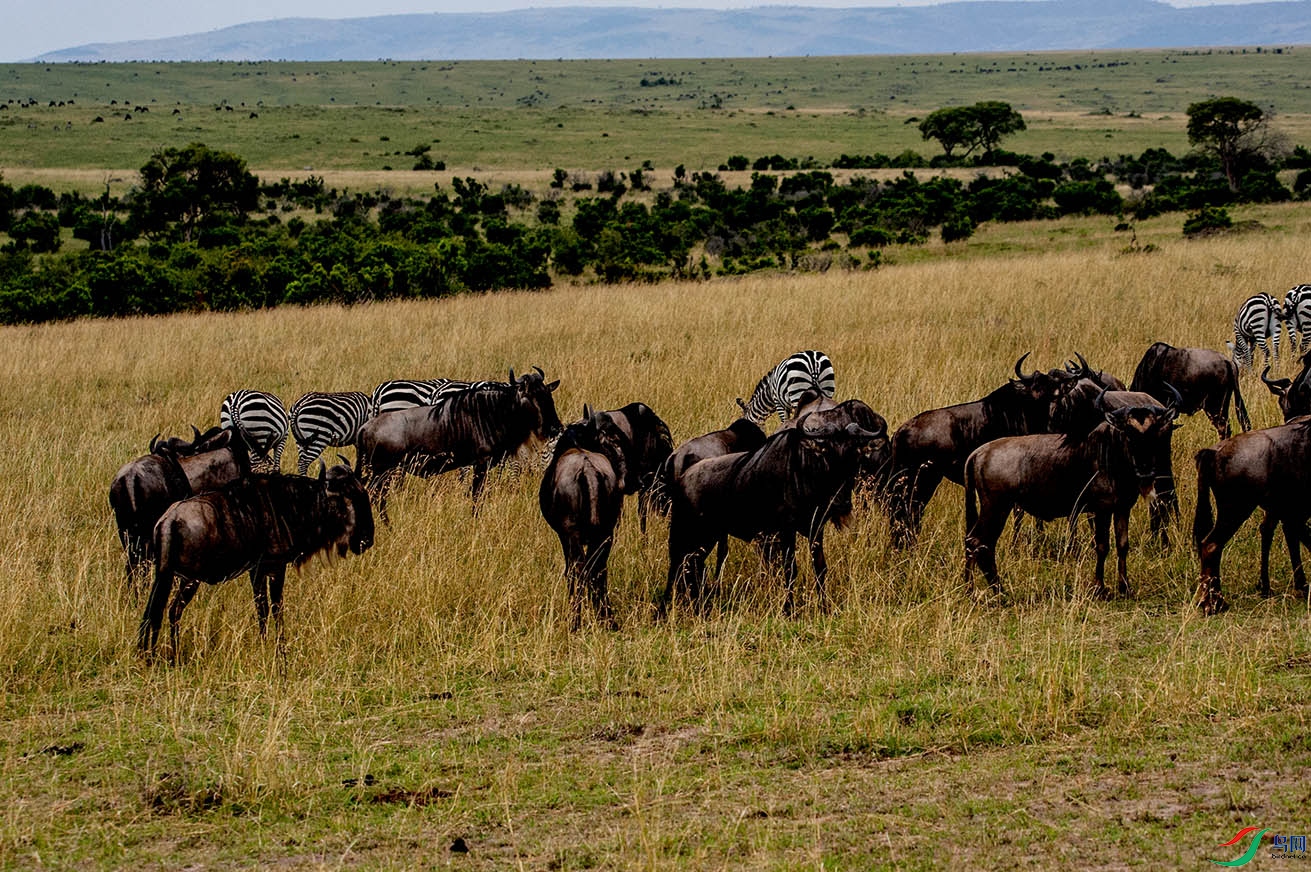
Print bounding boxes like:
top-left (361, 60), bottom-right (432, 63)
top-left (508, 367), bottom-right (516, 384)
top-left (1261, 366), bottom-right (1277, 387)
top-left (191, 424), bottom-right (202, 443)
top-left (1160, 381), bottom-right (1183, 409)
top-left (1094, 385), bottom-right (1110, 413)
top-left (1014, 352), bottom-right (1034, 380)
top-left (1073, 351), bottom-right (1092, 377)
top-left (336, 453), bottom-right (351, 468)
top-left (533, 365), bottom-right (545, 378)
top-left (149, 433), bottom-right (161, 453)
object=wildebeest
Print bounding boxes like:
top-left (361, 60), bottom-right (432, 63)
top-left (662, 407), bottom-right (886, 616)
top-left (654, 418), bottom-right (768, 517)
top-left (1130, 342), bottom-right (1250, 439)
top-left (1260, 353), bottom-right (1311, 422)
top-left (963, 390), bottom-right (1177, 599)
top-left (138, 462), bottom-right (374, 656)
top-left (586, 402), bottom-right (674, 533)
top-left (539, 410), bottom-right (625, 628)
top-left (109, 426), bottom-right (251, 582)
top-left (1193, 416), bottom-right (1311, 615)
top-left (886, 354), bottom-right (1076, 548)
top-left (356, 368), bottom-right (562, 518)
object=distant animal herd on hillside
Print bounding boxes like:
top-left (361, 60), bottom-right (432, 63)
top-left (111, 288), bottom-right (1311, 658)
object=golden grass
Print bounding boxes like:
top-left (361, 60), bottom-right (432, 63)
top-left (2, 221), bottom-right (1310, 867)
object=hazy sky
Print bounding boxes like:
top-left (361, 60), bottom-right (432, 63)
top-left (2, 0), bottom-right (1287, 63)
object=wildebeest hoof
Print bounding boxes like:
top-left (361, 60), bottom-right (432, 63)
top-left (1196, 590), bottom-right (1229, 616)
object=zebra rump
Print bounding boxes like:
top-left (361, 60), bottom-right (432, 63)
top-left (220, 389), bottom-right (289, 467)
top-left (737, 350), bottom-right (836, 425)
top-left (290, 391), bottom-right (373, 475)
top-left (1229, 292), bottom-right (1283, 369)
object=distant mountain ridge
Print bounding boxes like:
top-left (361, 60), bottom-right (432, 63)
top-left (32, 1), bottom-right (1311, 63)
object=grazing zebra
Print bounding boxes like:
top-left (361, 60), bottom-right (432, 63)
top-left (219, 390), bottom-right (290, 468)
top-left (735, 350), bottom-right (836, 425)
top-left (290, 391), bottom-right (373, 475)
top-left (1283, 284), bottom-right (1311, 357)
top-left (1228, 293), bottom-right (1283, 369)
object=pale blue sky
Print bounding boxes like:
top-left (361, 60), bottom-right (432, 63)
top-left (2, 0), bottom-right (1287, 63)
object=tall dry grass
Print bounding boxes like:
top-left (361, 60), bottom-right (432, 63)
top-left (1, 229), bottom-right (1309, 865)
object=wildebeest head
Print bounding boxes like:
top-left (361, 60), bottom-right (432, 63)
top-left (793, 410), bottom-right (887, 528)
top-left (1100, 393), bottom-right (1178, 495)
top-left (151, 425), bottom-right (230, 457)
top-left (510, 366), bottom-right (563, 442)
top-left (556, 405), bottom-right (632, 490)
top-left (1010, 352), bottom-right (1078, 427)
top-left (321, 460), bottom-right (374, 557)
top-left (1261, 354), bottom-right (1311, 422)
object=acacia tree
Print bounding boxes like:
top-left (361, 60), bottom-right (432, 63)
top-left (132, 143), bottom-right (259, 242)
top-left (919, 101), bottom-right (1026, 161)
top-left (1186, 97), bottom-right (1274, 192)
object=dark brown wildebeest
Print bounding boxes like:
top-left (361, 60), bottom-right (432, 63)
top-left (1055, 353), bottom-right (1126, 392)
top-left (963, 391), bottom-right (1177, 599)
top-left (138, 462), bottom-right (374, 656)
top-left (539, 411), bottom-right (626, 628)
top-left (1260, 353), bottom-right (1311, 422)
top-left (662, 407), bottom-right (887, 617)
top-left (356, 368), bottom-right (562, 519)
top-left (1130, 341), bottom-right (1250, 439)
top-left (1193, 416), bottom-right (1311, 615)
top-left (652, 417), bottom-right (767, 517)
top-left (886, 354), bottom-right (1077, 548)
top-left (109, 426), bottom-right (251, 583)
top-left (586, 402), bottom-right (674, 533)
top-left (1051, 381), bottom-right (1184, 544)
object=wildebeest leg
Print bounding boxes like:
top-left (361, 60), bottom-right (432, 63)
top-left (560, 536), bottom-right (585, 629)
top-left (1149, 475), bottom-right (1179, 547)
top-left (469, 460), bottom-right (490, 509)
top-left (585, 537), bottom-right (617, 629)
top-left (661, 517), bottom-right (703, 619)
top-left (1114, 509), bottom-right (1133, 597)
top-left (706, 535), bottom-right (728, 609)
top-left (1090, 511), bottom-right (1112, 599)
top-left (1196, 501), bottom-right (1254, 615)
top-left (1286, 520), bottom-right (1308, 593)
top-left (1259, 512), bottom-right (1278, 597)
top-left (366, 467), bottom-right (395, 527)
top-left (780, 537), bottom-right (799, 617)
top-left (636, 489), bottom-right (650, 536)
top-left (890, 466), bottom-right (940, 549)
top-left (809, 527), bottom-right (829, 613)
top-left (267, 565), bottom-right (287, 642)
top-left (167, 577), bottom-right (202, 658)
top-left (139, 567), bottom-right (175, 653)
top-left (965, 498), bottom-right (1009, 596)
top-left (1205, 396), bottom-right (1231, 440)
top-left (251, 567), bottom-right (271, 635)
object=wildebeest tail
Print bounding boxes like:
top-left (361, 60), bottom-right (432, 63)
top-left (1129, 342), bottom-right (1167, 394)
top-left (1228, 361), bottom-right (1252, 432)
top-left (963, 454), bottom-right (980, 538)
top-left (1192, 447), bottom-right (1218, 548)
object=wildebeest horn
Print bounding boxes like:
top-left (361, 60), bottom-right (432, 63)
top-left (582, 403), bottom-right (592, 419)
top-left (318, 461), bottom-right (327, 480)
top-left (1014, 352), bottom-right (1034, 380)
top-left (191, 424), bottom-right (202, 443)
top-left (533, 365), bottom-right (545, 378)
top-left (508, 367), bottom-right (516, 383)
top-left (1073, 351), bottom-right (1092, 377)
top-left (1093, 385), bottom-right (1110, 413)
top-left (1159, 381), bottom-right (1183, 410)
top-left (149, 433), bottom-right (161, 452)
top-left (1261, 366), bottom-right (1291, 395)
top-left (336, 453), bottom-right (351, 468)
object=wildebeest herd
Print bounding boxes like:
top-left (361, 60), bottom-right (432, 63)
top-left (111, 313), bottom-right (1311, 658)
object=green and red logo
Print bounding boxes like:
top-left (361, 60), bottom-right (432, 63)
top-left (1212, 827), bottom-right (1268, 867)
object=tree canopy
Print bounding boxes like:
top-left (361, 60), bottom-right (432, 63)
top-left (919, 102), bottom-right (1026, 160)
top-left (132, 143), bottom-right (260, 243)
top-left (1186, 97), bottom-right (1272, 192)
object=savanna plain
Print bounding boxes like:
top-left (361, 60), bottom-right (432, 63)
top-left (3, 50), bottom-right (1311, 871)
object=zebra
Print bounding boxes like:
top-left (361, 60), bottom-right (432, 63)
top-left (1228, 293), bottom-right (1283, 369)
top-left (735, 350), bottom-right (837, 425)
top-left (289, 391), bottom-right (373, 475)
top-left (371, 379), bottom-right (452, 417)
top-left (219, 390), bottom-right (290, 469)
top-left (1283, 284), bottom-right (1311, 357)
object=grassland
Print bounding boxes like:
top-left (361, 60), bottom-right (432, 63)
top-left (2, 205), bottom-right (1311, 868)
top-left (3, 48), bottom-right (1311, 196)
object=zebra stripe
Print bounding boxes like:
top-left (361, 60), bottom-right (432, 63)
top-left (1230, 293), bottom-right (1282, 369)
top-left (290, 391), bottom-right (373, 475)
top-left (1283, 284), bottom-right (1311, 357)
top-left (371, 379), bottom-right (452, 417)
top-left (738, 350), bottom-right (837, 425)
top-left (219, 390), bottom-right (289, 468)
